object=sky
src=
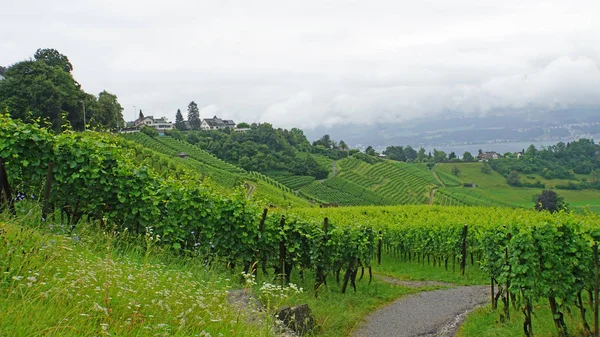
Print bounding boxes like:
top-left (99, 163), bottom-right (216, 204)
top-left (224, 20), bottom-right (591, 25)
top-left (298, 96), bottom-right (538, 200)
top-left (2, 0), bottom-right (600, 129)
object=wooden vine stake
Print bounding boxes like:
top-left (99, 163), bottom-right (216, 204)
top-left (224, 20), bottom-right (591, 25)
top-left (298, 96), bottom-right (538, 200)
top-left (279, 215), bottom-right (286, 287)
top-left (377, 230), bottom-right (382, 265)
top-left (0, 158), bottom-right (15, 214)
top-left (42, 162), bottom-right (55, 220)
top-left (460, 224), bottom-right (468, 276)
top-left (315, 217), bottom-right (328, 297)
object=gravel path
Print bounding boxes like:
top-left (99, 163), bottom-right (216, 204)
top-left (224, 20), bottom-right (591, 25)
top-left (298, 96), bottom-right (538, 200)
top-left (350, 285), bottom-right (489, 337)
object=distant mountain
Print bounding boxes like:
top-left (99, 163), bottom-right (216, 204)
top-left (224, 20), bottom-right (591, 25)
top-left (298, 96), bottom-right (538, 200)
top-left (304, 106), bottom-right (600, 149)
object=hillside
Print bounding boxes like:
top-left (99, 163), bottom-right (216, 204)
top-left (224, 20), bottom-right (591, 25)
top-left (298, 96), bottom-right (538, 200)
top-left (435, 162), bottom-right (600, 213)
top-left (121, 132), bottom-right (313, 208)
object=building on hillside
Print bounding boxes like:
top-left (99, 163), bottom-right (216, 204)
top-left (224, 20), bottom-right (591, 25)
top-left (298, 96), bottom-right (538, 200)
top-left (477, 151), bottom-right (501, 161)
top-left (200, 116), bottom-right (236, 130)
top-left (120, 116), bottom-right (173, 133)
top-left (515, 151), bottom-right (525, 159)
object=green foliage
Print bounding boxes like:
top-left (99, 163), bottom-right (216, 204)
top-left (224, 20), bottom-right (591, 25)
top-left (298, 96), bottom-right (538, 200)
top-left (34, 48), bottom-right (73, 73)
top-left (462, 151), bottom-right (475, 162)
top-left (140, 125), bottom-right (158, 138)
top-left (174, 108), bottom-right (186, 130)
top-left (365, 146), bottom-right (376, 156)
top-left (0, 49), bottom-right (123, 132)
top-left (183, 124), bottom-right (329, 179)
top-left (534, 189), bottom-right (568, 213)
top-left (187, 101), bottom-right (200, 130)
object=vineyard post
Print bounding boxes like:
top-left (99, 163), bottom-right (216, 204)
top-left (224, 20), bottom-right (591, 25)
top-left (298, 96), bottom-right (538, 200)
top-left (461, 224), bottom-right (468, 276)
top-left (377, 230), bottom-right (382, 265)
top-left (594, 243), bottom-right (598, 337)
top-left (279, 215), bottom-right (286, 287)
top-left (42, 162), bottom-right (55, 220)
top-left (315, 217), bottom-right (328, 296)
top-left (0, 158), bottom-right (15, 214)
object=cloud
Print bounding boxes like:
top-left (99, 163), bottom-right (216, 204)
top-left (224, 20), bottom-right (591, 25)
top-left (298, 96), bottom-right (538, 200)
top-left (1, 0), bottom-right (599, 129)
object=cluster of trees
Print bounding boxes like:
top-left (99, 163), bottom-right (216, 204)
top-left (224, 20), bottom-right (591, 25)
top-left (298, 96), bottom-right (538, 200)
top-left (0, 48), bottom-right (124, 132)
top-left (379, 145), bottom-right (476, 163)
top-left (168, 124), bottom-right (331, 179)
top-left (490, 139), bottom-right (600, 180)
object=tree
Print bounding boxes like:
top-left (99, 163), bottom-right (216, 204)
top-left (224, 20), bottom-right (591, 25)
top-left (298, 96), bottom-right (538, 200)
top-left (462, 151), bottom-right (474, 162)
top-left (365, 145), bottom-right (376, 156)
top-left (141, 125), bottom-right (158, 138)
top-left (448, 151), bottom-right (457, 161)
top-left (34, 48), bottom-right (73, 73)
top-left (175, 109), bottom-right (186, 130)
top-left (139, 109), bottom-right (144, 120)
top-left (0, 60), bottom-right (82, 131)
top-left (383, 145), bottom-right (407, 161)
top-left (452, 165), bottom-right (460, 176)
top-left (404, 146), bottom-right (417, 161)
top-left (338, 140), bottom-right (349, 157)
top-left (535, 190), bottom-right (568, 213)
top-left (94, 90), bottom-right (124, 130)
top-left (481, 163), bottom-right (492, 174)
top-left (506, 170), bottom-right (521, 186)
top-left (187, 101), bottom-right (200, 130)
top-left (313, 134), bottom-right (332, 149)
top-left (237, 122), bottom-right (250, 129)
top-left (417, 147), bottom-right (426, 162)
top-left (433, 149), bottom-right (447, 162)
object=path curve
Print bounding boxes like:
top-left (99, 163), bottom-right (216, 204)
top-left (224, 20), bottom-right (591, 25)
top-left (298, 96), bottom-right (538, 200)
top-left (350, 285), bottom-right (488, 337)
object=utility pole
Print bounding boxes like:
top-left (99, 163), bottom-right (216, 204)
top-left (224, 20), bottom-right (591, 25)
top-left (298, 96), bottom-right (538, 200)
top-left (81, 101), bottom-right (86, 131)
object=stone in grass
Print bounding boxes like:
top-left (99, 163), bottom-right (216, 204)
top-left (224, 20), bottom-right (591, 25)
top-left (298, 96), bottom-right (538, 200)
top-left (276, 304), bottom-right (316, 335)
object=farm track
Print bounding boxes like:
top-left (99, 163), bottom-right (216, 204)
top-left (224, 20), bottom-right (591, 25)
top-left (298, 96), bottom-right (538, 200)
top-left (350, 276), bottom-right (488, 337)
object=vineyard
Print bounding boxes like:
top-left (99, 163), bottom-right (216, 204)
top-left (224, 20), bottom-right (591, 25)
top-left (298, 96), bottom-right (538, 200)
top-left (120, 132), bottom-right (309, 206)
top-left (3, 115), bottom-right (600, 336)
top-left (299, 157), bottom-right (440, 206)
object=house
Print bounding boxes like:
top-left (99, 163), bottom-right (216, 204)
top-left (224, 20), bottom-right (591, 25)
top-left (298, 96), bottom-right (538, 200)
top-left (200, 116), bottom-right (236, 130)
top-left (477, 151), bottom-right (501, 161)
top-left (515, 151), bottom-right (525, 159)
top-left (133, 116), bottom-right (173, 131)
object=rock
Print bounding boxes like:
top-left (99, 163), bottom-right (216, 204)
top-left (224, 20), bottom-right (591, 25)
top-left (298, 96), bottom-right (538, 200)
top-left (276, 304), bottom-right (316, 335)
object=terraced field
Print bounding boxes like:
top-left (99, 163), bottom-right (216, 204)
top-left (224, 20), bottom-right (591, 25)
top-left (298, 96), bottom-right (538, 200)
top-left (299, 157), bottom-right (441, 206)
top-left (274, 175), bottom-right (316, 190)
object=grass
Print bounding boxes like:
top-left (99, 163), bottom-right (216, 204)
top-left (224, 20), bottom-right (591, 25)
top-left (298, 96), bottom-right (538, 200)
top-left (458, 300), bottom-right (593, 337)
top-left (375, 254), bottom-right (488, 286)
top-left (437, 163), bottom-right (507, 188)
top-left (0, 203), bottom-right (272, 336)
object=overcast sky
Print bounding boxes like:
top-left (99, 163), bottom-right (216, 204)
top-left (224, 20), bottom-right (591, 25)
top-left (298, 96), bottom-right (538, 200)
top-left (2, 0), bottom-right (600, 129)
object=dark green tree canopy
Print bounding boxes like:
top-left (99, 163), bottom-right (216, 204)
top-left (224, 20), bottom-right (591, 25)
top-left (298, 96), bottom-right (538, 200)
top-left (0, 49), bottom-right (123, 132)
top-left (34, 48), bottom-right (73, 73)
top-left (0, 60), bottom-right (81, 131)
top-left (187, 101), bottom-right (200, 130)
top-left (462, 151), bottom-right (474, 162)
top-left (175, 109), bottom-right (186, 130)
top-left (535, 190), bottom-right (568, 213)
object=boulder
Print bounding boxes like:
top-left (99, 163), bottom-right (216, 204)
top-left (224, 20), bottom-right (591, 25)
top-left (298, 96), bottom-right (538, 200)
top-left (276, 304), bottom-right (316, 335)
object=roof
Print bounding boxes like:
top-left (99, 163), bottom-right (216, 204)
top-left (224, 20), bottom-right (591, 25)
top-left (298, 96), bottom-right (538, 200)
top-left (202, 116), bottom-right (236, 127)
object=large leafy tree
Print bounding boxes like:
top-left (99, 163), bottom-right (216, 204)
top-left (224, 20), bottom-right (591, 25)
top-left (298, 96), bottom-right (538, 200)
top-left (462, 151), bottom-right (474, 162)
top-left (0, 48), bottom-right (123, 132)
top-left (175, 109), bottom-right (186, 130)
top-left (34, 48), bottom-right (74, 73)
top-left (535, 190), bottom-right (568, 213)
top-left (0, 60), bottom-right (82, 131)
top-left (94, 91), bottom-right (124, 130)
top-left (187, 101), bottom-right (200, 130)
